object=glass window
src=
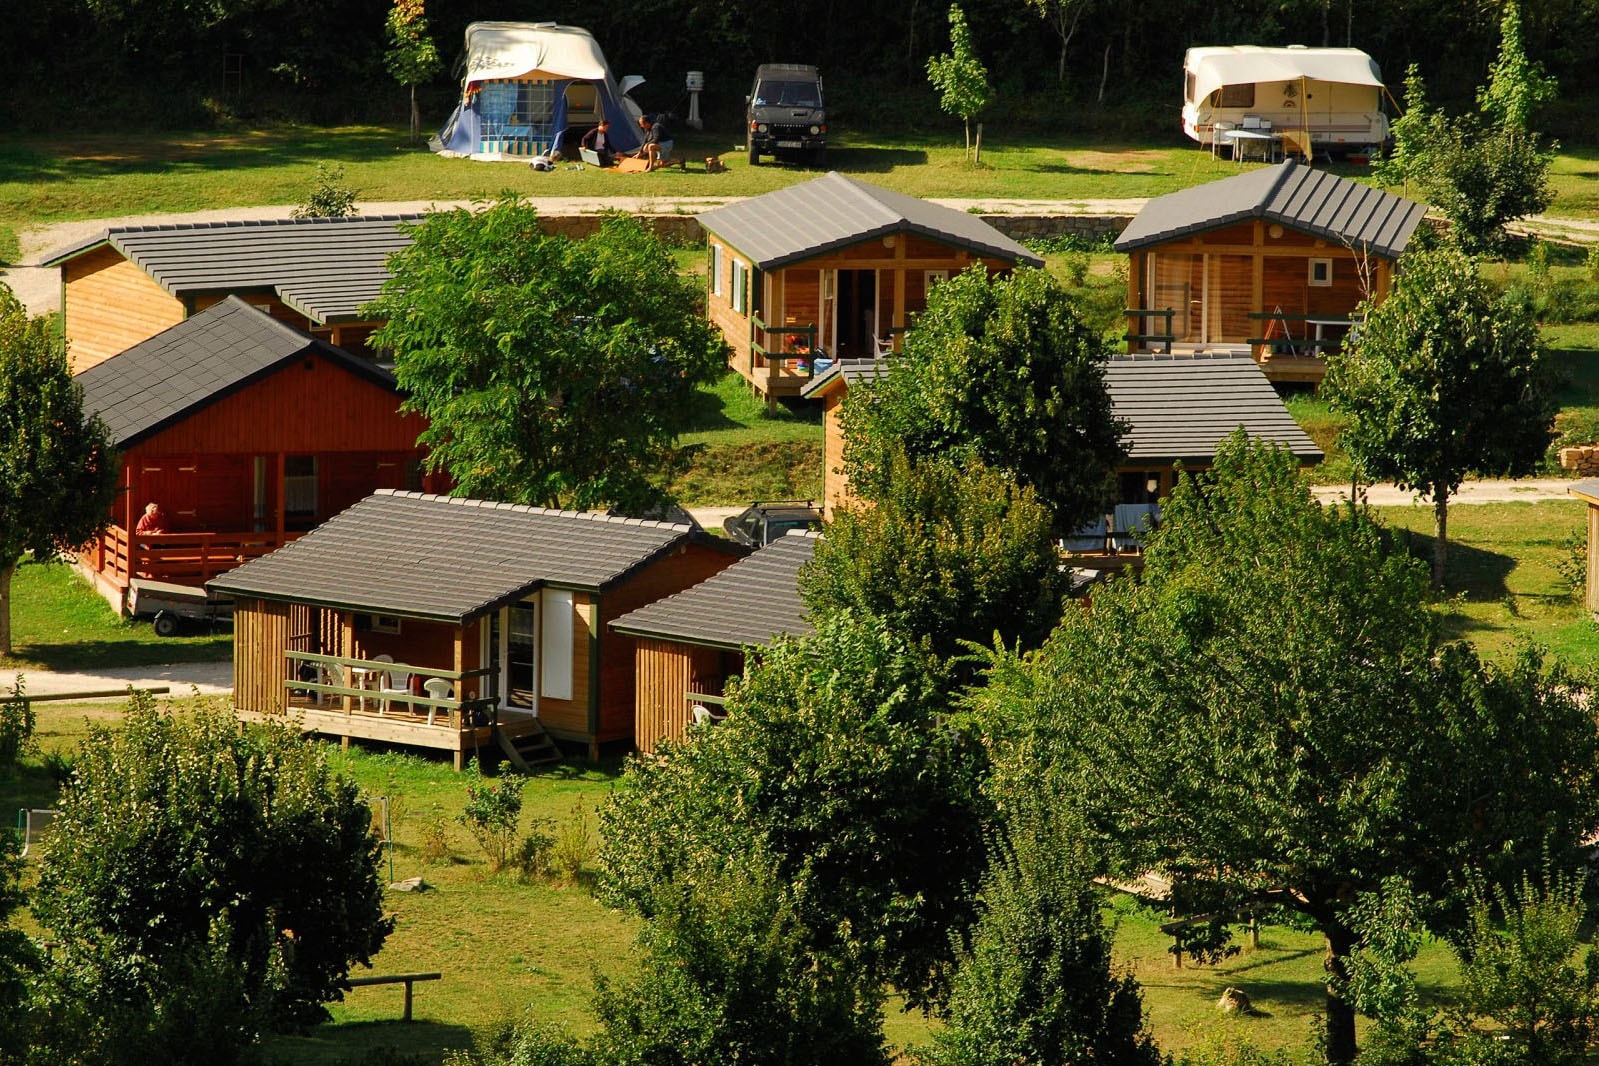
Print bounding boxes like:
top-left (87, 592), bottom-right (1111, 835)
top-left (710, 244), bottom-right (724, 297)
top-left (754, 80), bottom-right (822, 108)
top-left (1215, 83), bottom-right (1255, 108)
top-left (731, 260), bottom-right (749, 314)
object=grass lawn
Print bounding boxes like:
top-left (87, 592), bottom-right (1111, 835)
top-left (1, 557), bottom-right (231, 673)
top-left (673, 371), bottom-right (824, 505)
top-left (1372, 500), bottom-right (1599, 670)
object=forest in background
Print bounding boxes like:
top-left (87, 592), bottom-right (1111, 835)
top-left (6, 0), bottom-right (1599, 139)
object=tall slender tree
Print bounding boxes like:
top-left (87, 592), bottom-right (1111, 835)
top-left (926, 5), bottom-right (991, 161)
top-left (384, 0), bottom-right (441, 145)
top-left (0, 285), bottom-right (118, 656)
top-left (1323, 246), bottom-right (1554, 589)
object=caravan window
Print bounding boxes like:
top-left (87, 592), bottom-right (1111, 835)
top-left (1212, 83), bottom-right (1255, 109)
top-left (1185, 71), bottom-right (1197, 103)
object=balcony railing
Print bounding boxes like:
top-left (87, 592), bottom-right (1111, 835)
top-left (282, 651), bottom-right (499, 732)
top-left (85, 526), bottom-right (296, 587)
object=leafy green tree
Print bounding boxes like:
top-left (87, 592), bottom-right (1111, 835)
top-left (975, 433), bottom-right (1599, 1064)
top-left (926, 5), bottom-right (991, 161)
top-left (803, 452), bottom-right (1066, 668)
top-left (369, 201), bottom-right (727, 511)
top-left (0, 285), bottom-right (118, 657)
top-left (841, 265), bottom-right (1126, 535)
top-left (33, 694), bottom-right (392, 1053)
top-left (1375, 4), bottom-right (1555, 254)
top-left (592, 858), bottom-right (889, 1066)
top-left (1323, 246), bottom-right (1554, 589)
top-left (384, 0), bottom-right (441, 145)
top-left (0, 830), bottom-right (40, 1057)
top-left (921, 804), bottom-right (1163, 1066)
top-left (599, 612), bottom-right (990, 1013)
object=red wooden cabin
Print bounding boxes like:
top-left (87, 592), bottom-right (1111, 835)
top-left (75, 296), bottom-right (439, 612)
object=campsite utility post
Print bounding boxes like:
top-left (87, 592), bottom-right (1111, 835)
top-left (686, 71), bottom-right (704, 129)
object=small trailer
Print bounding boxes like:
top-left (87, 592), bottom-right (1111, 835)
top-left (128, 578), bottom-right (233, 636)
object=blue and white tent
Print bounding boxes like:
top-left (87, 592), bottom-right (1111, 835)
top-left (432, 22), bottom-right (646, 161)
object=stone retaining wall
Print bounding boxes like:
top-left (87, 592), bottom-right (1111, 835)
top-left (1560, 446), bottom-right (1599, 475)
top-left (540, 213), bottom-right (1134, 246)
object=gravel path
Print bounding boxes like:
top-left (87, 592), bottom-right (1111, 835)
top-left (11, 659), bottom-right (233, 700)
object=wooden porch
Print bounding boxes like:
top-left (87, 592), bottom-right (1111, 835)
top-left (275, 650), bottom-right (557, 771)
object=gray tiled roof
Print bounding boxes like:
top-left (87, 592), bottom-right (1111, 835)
top-left (811, 352), bottom-right (1318, 463)
top-left (697, 173), bottom-right (1044, 270)
top-left (799, 356), bottom-right (887, 399)
top-left (209, 491), bottom-right (714, 621)
top-left (1114, 161), bottom-right (1427, 258)
top-left (1569, 480), bottom-right (1599, 504)
top-left (76, 296), bottom-right (397, 449)
top-left (1106, 353), bottom-right (1322, 462)
top-left (46, 215), bottom-right (421, 323)
top-left (611, 532), bottom-right (818, 649)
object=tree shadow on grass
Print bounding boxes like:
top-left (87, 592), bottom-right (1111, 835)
top-left (0, 127), bottom-right (410, 188)
top-left (1389, 527), bottom-right (1516, 603)
top-left (823, 146), bottom-right (929, 172)
top-left (264, 1020), bottom-right (476, 1066)
top-left (3, 636), bottom-right (232, 674)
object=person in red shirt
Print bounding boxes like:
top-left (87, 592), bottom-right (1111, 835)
top-left (134, 502), bottom-right (168, 535)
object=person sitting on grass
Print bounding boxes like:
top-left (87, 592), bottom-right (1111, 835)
top-left (580, 120), bottom-right (616, 166)
top-left (635, 113), bottom-right (671, 170)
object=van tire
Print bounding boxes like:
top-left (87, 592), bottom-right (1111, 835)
top-left (747, 137), bottom-right (759, 166)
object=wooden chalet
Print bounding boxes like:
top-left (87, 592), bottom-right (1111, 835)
top-left (209, 491), bottom-right (745, 764)
top-left (44, 214), bottom-right (419, 373)
top-left (801, 352), bottom-right (1321, 525)
top-left (1569, 480), bottom-right (1599, 618)
top-left (696, 173), bottom-right (1042, 402)
top-left (611, 532), bottom-right (818, 753)
top-left (1116, 160), bottom-right (1427, 384)
top-left (75, 296), bottom-right (436, 612)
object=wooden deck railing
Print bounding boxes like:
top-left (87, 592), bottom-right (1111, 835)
top-left (282, 651), bottom-right (498, 732)
top-left (85, 526), bottom-right (295, 587)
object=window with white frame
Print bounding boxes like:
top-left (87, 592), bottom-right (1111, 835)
top-left (710, 244), bottom-right (724, 297)
top-left (731, 259), bottom-right (750, 314)
top-left (1308, 258), bottom-right (1333, 287)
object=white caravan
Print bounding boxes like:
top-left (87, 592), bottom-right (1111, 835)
top-left (1182, 45), bottom-right (1389, 156)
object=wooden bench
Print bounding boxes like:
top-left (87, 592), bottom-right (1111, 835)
top-left (343, 971), bottom-right (442, 1021)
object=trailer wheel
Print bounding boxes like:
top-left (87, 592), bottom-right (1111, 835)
top-left (153, 611), bottom-right (180, 638)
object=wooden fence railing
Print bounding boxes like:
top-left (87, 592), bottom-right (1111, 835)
top-left (86, 526), bottom-right (293, 586)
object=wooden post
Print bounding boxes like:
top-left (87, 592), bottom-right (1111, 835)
top-left (274, 452), bottom-right (286, 547)
top-left (403, 979), bottom-right (414, 1022)
top-left (892, 233), bottom-right (907, 341)
top-left (1251, 221), bottom-right (1265, 324)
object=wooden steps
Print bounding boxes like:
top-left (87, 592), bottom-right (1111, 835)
top-left (495, 719), bottom-right (563, 771)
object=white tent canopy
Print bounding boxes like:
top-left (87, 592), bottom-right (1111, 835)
top-left (461, 21), bottom-right (614, 85)
top-left (1187, 46), bottom-right (1384, 103)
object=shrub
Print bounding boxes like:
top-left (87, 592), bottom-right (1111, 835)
top-left (460, 759), bottom-right (525, 872)
top-left (549, 800), bottom-right (594, 886)
top-left (0, 677), bottom-right (36, 774)
top-left (419, 808), bottom-right (454, 866)
top-left (513, 823), bottom-right (555, 882)
top-left (292, 162), bottom-right (358, 219)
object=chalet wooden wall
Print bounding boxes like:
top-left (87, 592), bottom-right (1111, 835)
top-left (134, 352), bottom-right (425, 455)
top-left (234, 596), bottom-right (291, 714)
top-left (64, 248), bottom-right (185, 372)
top-left (532, 591), bottom-right (594, 743)
top-left (633, 637), bottom-right (725, 754)
top-left (822, 391), bottom-right (852, 519)
top-left (597, 542), bottom-right (741, 745)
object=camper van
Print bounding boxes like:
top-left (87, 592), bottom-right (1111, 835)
top-left (1182, 45), bottom-right (1389, 158)
top-left (434, 22), bottom-right (647, 161)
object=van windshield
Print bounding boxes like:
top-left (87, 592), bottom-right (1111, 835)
top-left (754, 80), bottom-right (821, 108)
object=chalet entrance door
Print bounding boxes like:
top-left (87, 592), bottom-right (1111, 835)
top-left (832, 269), bottom-right (879, 358)
top-left (486, 602), bottom-right (540, 713)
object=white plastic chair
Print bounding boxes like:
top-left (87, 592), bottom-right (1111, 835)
top-left (18, 808), bottom-right (59, 858)
top-left (691, 703), bottom-right (715, 727)
top-left (372, 654), bottom-right (411, 715)
top-left (422, 678), bottom-right (453, 726)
